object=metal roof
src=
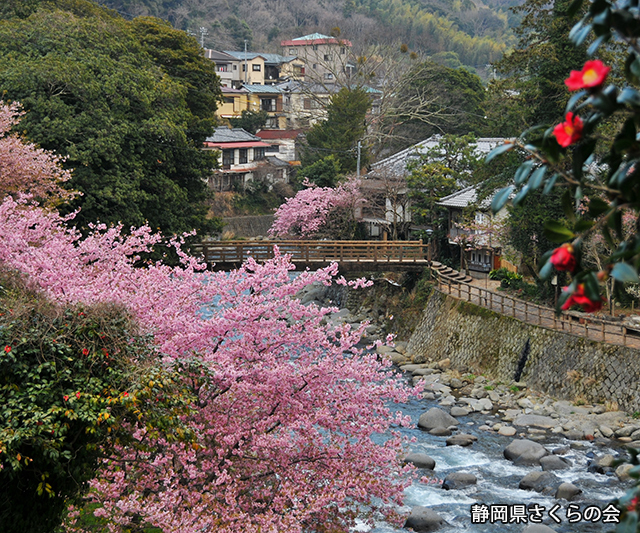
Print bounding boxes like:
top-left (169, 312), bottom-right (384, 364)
top-left (243, 84), bottom-right (283, 94)
top-left (224, 51), bottom-right (266, 61)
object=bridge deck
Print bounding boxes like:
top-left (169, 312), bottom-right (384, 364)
top-left (192, 240), bottom-right (428, 272)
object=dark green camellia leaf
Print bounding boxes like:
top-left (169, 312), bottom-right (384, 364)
top-left (491, 186), bottom-right (513, 213)
top-left (618, 87), bottom-right (640, 106)
top-left (583, 271), bottom-right (602, 301)
top-left (562, 190), bottom-right (576, 222)
top-left (617, 511), bottom-right (638, 533)
top-left (566, 89), bottom-right (587, 112)
top-left (539, 258), bottom-right (554, 280)
top-left (543, 173), bottom-right (559, 194)
top-left (571, 24), bottom-right (592, 46)
top-left (587, 34), bottom-right (608, 55)
top-left (513, 185), bottom-right (530, 206)
top-left (588, 197), bottom-right (610, 217)
top-left (514, 160), bottom-right (535, 185)
top-left (574, 219), bottom-right (594, 232)
top-left (485, 143), bottom-right (514, 163)
top-left (529, 165), bottom-right (547, 190)
top-left (544, 220), bottom-right (575, 243)
top-left (611, 263), bottom-right (639, 283)
top-left (567, 0), bottom-right (585, 17)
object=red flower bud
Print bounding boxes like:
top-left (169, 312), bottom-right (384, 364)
top-left (550, 243), bottom-right (577, 272)
top-left (553, 113), bottom-right (583, 148)
top-left (75, 391), bottom-right (81, 399)
top-left (561, 284), bottom-right (604, 313)
top-left (565, 60), bottom-right (611, 91)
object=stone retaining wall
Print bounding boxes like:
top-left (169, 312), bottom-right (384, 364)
top-left (407, 290), bottom-right (640, 413)
top-left (222, 215), bottom-right (274, 238)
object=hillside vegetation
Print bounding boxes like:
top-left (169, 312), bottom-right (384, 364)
top-left (97, 0), bottom-right (521, 68)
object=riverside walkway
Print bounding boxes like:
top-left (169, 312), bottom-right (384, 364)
top-left (432, 267), bottom-right (640, 350)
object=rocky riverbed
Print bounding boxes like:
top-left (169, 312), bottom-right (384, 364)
top-left (298, 281), bottom-right (637, 532)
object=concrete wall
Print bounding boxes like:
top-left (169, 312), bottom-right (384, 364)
top-left (407, 290), bottom-right (640, 413)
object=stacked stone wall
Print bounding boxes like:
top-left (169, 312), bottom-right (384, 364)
top-left (407, 290), bottom-right (640, 412)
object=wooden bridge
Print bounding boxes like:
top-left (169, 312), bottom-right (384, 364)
top-left (191, 240), bottom-right (428, 272)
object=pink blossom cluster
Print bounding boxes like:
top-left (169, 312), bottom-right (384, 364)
top-left (0, 102), bottom-right (76, 204)
top-left (269, 178), bottom-right (364, 238)
top-left (0, 197), bottom-right (415, 532)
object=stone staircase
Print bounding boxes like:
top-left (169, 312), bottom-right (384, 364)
top-left (430, 261), bottom-right (474, 283)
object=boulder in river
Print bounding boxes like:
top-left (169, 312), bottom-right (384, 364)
top-left (555, 482), bottom-right (582, 501)
top-left (522, 525), bottom-right (558, 533)
top-left (442, 472), bottom-right (477, 490)
top-left (504, 439), bottom-right (548, 466)
top-left (446, 434), bottom-right (477, 447)
top-left (404, 452), bottom-right (436, 470)
top-left (418, 407), bottom-right (459, 431)
top-left (539, 455), bottom-right (571, 471)
top-left (519, 471), bottom-right (560, 494)
top-left (404, 506), bottom-right (446, 532)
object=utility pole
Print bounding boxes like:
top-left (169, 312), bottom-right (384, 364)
top-left (356, 141), bottom-right (361, 177)
top-left (199, 27), bottom-right (208, 48)
top-left (244, 39), bottom-right (248, 85)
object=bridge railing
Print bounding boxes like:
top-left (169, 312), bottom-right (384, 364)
top-left (192, 240), bottom-right (427, 266)
top-left (432, 269), bottom-right (640, 349)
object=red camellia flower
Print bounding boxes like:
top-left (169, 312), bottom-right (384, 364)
top-left (565, 60), bottom-right (611, 91)
top-left (562, 284), bottom-right (604, 313)
top-left (63, 395), bottom-right (69, 402)
top-left (75, 391), bottom-right (81, 399)
top-left (82, 348), bottom-right (89, 356)
top-left (553, 113), bottom-right (584, 147)
top-left (4, 345), bottom-right (11, 353)
top-left (550, 243), bottom-right (577, 272)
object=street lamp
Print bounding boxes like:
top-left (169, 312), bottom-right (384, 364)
top-left (425, 228), bottom-right (434, 268)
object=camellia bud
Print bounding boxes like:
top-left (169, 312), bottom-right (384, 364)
top-left (597, 270), bottom-right (608, 282)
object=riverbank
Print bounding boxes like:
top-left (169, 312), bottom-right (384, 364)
top-left (298, 276), bottom-right (638, 532)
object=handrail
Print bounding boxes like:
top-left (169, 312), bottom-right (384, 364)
top-left (192, 240), bottom-right (428, 266)
top-left (431, 269), bottom-right (640, 349)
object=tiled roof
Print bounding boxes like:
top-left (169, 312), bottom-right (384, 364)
top-left (437, 186), bottom-right (478, 208)
top-left (204, 49), bottom-right (237, 62)
top-left (259, 53), bottom-right (298, 65)
top-left (369, 136), bottom-right (509, 178)
top-left (206, 128), bottom-right (261, 144)
top-left (256, 129), bottom-right (302, 139)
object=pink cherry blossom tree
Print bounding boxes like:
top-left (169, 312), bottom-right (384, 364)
top-left (0, 196), bottom-right (415, 533)
top-left (269, 178), bottom-right (365, 240)
top-left (0, 101), bottom-right (76, 204)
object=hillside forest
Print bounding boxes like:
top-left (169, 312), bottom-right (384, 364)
top-left (96, 0), bottom-right (522, 72)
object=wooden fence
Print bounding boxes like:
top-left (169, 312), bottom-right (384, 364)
top-left (192, 240), bottom-right (428, 270)
top-left (432, 270), bottom-right (640, 349)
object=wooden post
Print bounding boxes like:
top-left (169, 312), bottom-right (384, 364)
top-left (602, 321), bottom-right (605, 342)
top-left (538, 306), bottom-right (541, 326)
top-left (623, 326), bottom-right (627, 346)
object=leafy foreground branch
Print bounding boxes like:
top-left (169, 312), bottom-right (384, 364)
top-left (487, 0), bottom-right (640, 527)
top-left (0, 197), bottom-right (416, 533)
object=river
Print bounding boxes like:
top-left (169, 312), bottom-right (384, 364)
top-left (361, 372), bottom-right (627, 533)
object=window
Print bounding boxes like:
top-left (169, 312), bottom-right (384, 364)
top-left (239, 149), bottom-right (248, 164)
top-left (289, 48), bottom-right (295, 55)
top-left (254, 148), bottom-right (265, 160)
top-left (224, 97), bottom-right (234, 104)
top-left (217, 65), bottom-right (229, 72)
top-left (340, 47), bottom-right (346, 55)
top-left (324, 54), bottom-right (331, 61)
top-left (261, 98), bottom-right (275, 112)
top-left (312, 63), bottom-right (318, 70)
top-left (324, 73), bottom-right (334, 80)
top-left (222, 149), bottom-right (233, 168)
top-left (265, 145), bottom-right (279, 153)
top-left (252, 64), bottom-right (261, 71)
top-left (312, 45), bottom-right (318, 51)
top-left (233, 65), bottom-right (237, 70)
